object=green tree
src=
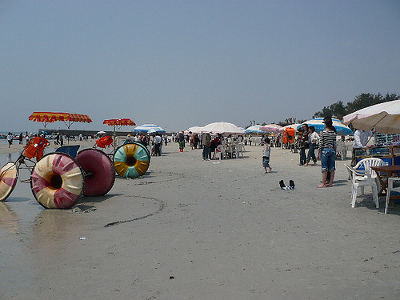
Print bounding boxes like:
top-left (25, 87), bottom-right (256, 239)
top-left (313, 92), bottom-right (399, 119)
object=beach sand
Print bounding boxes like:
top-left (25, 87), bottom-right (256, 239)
top-left (0, 142), bottom-right (399, 299)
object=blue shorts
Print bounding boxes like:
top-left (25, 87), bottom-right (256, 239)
top-left (262, 156), bottom-right (270, 168)
top-left (320, 148), bottom-right (336, 172)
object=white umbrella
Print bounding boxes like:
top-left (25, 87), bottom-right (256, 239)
top-left (184, 126), bottom-right (204, 135)
top-left (298, 118), bottom-right (353, 135)
top-left (202, 122), bottom-right (244, 134)
top-left (342, 100), bottom-right (400, 134)
top-left (260, 124), bottom-right (283, 133)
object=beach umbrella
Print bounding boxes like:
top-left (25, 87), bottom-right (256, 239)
top-left (103, 118), bottom-right (136, 127)
top-left (245, 125), bottom-right (264, 134)
top-left (342, 100), bottom-right (400, 134)
top-left (29, 112), bottom-right (92, 129)
top-left (260, 124), bottom-right (283, 133)
top-left (133, 124), bottom-right (166, 134)
top-left (298, 118), bottom-right (353, 135)
top-left (202, 122), bottom-right (244, 134)
top-left (184, 126), bottom-right (204, 135)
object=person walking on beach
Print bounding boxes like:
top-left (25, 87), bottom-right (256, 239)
top-left (202, 132), bottom-right (211, 160)
top-left (154, 134), bottom-right (162, 156)
top-left (304, 126), bottom-right (318, 166)
top-left (178, 131), bottom-right (185, 152)
top-left (299, 124), bottom-right (309, 165)
top-left (18, 133), bottom-right (23, 144)
top-left (7, 132), bottom-right (13, 148)
top-left (262, 137), bottom-right (272, 173)
top-left (317, 117), bottom-right (336, 188)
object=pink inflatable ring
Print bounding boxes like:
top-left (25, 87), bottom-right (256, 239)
top-left (31, 153), bottom-right (84, 209)
top-left (0, 163), bottom-right (18, 202)
top-left (75, 149), bottom-right (115, 197)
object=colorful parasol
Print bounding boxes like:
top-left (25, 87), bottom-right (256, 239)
top-left (103, 118), bottom-right (136, 149)
top-left (29, 112), bottom-right (92, 129)
top-left (103, 118), bottom-right (136, 127)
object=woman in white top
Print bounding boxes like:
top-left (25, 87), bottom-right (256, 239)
top-left (7, 132), bottom-right (13, 148)
top-left (305, 126), bottom-right (319, 166)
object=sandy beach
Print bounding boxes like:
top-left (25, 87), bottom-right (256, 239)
top-left (1, 141), bottom-right (399, 299)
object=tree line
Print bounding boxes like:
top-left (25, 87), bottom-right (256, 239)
top-left (312, 92), bottom-right (399, 120)
top-left (270, 92), bottom-right (399, 127)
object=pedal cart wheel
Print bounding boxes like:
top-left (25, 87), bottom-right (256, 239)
top-left (114, 143), bottom-right (150, 178)
top-left (75, 149), bottom-right (115, 196)
top-left (31, 153), bottom-right (84, 209)
top-left (0, 163), bottom-right (18, 201)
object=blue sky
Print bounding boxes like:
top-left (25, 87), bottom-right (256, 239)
top-left (1, 0), bottom-right (399, 133)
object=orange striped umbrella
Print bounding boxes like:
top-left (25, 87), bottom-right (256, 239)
top-left (103, 118), bottom-right (136, 126)
top-left (29, 112), bottom-right (92, 128)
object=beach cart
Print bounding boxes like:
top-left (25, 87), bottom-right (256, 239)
top-left (0, 113), bottom-right (115, 209)
top-left (0, 137), bottom-right (115, 209)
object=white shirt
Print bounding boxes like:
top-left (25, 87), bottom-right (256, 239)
top-left (154, 135), bottom-right (162, 144)
top-left (353, 130), bottom-right (373, 148)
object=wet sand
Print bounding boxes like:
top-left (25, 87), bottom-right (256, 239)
top-left (0, 142), bottom-right (399, 299)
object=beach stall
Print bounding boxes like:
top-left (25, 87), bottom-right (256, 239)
top-left (201, 122), bottom-right (245, 158)
top-left (343, 100), bottom-right (400, 212)
top-left (343, 100), bottom-right (400, 166)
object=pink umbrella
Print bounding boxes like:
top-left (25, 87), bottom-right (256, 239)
top-left (260, 124), bottom-right (283, 133)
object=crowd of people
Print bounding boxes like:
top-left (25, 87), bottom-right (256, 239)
top-left (5, 119), bottom-right (367, 189)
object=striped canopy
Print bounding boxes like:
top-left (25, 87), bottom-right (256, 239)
top-left (29, 112), bottom-right (92, 128)
top-left (298, 118), bottom-right (353, 135)
top-left (103, 118), bottom-right (136, 126)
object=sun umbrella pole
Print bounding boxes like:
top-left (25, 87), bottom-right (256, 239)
top-left (113, 125), bottom-right (117, 150)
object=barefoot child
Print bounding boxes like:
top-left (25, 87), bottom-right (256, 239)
top-left (262, 137), bottom-right (272, 173)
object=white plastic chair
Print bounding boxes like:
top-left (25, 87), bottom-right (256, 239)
top-left (213, 144), bottom-right (226, 160)
top-left (385, 177), bottom-right (400, 214)
top-left (345, 158), bottom-right (384, 208)
top-left (236, 143), bottom-right (245, 157)
top-left (336, 141), bottom-right (347, 160)
top-left (226, 144), bottom-right (238, 158)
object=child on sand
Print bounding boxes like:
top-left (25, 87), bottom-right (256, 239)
top-left (262, 137), bottom-right (272, 173)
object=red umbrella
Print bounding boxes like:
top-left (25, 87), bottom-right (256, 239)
top-left (103, 118), bottom-right (136, 127)
top-left (29, 112), bottom-right (92, 129)
top-left (103, 118), bottom-right (136, 148)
